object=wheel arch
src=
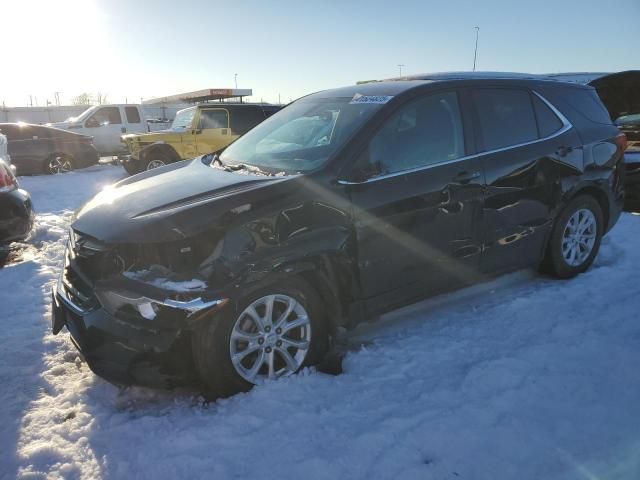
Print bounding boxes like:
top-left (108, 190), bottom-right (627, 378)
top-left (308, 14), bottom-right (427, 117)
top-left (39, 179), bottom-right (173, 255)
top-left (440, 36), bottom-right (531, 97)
top-left (140, 143), bottom-right (181, 163)
top-left (227, 252), bottom-right (357, 335)
top-left (565, 184), bottom-right (610, 232)
top-left (279, 254), bottom-right (354, 333)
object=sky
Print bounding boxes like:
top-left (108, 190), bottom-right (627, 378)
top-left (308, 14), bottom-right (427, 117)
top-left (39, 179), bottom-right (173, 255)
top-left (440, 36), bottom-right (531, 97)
top-left (1, 0), bottom-right (638, 107)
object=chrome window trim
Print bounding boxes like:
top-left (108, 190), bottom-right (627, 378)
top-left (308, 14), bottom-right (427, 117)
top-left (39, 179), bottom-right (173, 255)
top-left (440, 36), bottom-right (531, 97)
top-left (338, 90), bottom-right (572, 185)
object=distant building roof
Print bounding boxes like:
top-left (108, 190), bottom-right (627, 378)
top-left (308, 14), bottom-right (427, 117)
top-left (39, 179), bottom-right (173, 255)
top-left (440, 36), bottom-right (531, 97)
top-left (143, 88), bottom-right (253, 105)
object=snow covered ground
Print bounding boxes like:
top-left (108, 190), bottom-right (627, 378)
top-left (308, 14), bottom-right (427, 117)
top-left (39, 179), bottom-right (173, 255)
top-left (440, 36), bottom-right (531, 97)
top-left (1, 164), bottom-right (640, 480)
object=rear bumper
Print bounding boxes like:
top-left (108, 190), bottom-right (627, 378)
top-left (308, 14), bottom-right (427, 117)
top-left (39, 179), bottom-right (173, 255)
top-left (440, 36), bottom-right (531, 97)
top-left (74, 145), bottom-right (100, 168)
top-left (0, 188), bottom-right (34, 243)
top-left (52, 289), bottom-right (197, 388)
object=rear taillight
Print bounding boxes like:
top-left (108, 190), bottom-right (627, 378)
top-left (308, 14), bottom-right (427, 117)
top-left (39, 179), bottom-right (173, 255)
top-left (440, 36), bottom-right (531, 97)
top-left (0, 162), bottom-right (17, 192)
top-left (615, 133), bottom-right (628, 153)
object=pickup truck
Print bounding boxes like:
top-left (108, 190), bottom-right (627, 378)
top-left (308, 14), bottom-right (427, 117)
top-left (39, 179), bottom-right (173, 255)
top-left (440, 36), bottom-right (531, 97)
top-left (50, 104), bottom-right (171, 156)
top-left (120, 103), bottom-right (281, 174)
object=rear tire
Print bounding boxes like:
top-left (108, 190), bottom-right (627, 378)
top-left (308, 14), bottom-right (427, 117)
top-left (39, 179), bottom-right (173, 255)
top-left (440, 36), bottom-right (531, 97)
top-left (541, 195), bottom-right (604, 279)
top-left (192, 277), bottom-right (329, 400)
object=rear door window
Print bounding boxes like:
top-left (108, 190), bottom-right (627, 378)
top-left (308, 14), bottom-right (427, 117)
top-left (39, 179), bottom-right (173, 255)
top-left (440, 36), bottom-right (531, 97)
top-left (532, 94), bottom-right (564, 137)
top-left (473, 88), bottom-right (538, 151)
top-left (125, 106), bottom-right (142, 124)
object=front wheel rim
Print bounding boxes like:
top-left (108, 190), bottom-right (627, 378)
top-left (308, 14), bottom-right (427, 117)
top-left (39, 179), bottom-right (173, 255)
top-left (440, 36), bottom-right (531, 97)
top-left (146, 159), bottom-right (166, 170)
top-left (562, 208), bottom-right (597, 266)
top-left (49, 156), bottom-right (72, 174)
top-left (229, 294), bottom-right (311, 384)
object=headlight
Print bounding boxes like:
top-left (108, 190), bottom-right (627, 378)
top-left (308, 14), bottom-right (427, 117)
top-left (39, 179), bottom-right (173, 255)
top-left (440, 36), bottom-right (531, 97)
top-left (94, 288), bottom-right (227, 321)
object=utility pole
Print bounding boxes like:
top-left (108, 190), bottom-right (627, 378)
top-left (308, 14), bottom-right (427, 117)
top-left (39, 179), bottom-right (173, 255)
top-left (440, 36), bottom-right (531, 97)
top-left (278, 93), bottom-right (281, 105)
top-left (473, 26), bottom-right (480, 72)
top-left (234, 73), bottom-right (238, 89)
top-left (397, 64), bottom-right (405, 77)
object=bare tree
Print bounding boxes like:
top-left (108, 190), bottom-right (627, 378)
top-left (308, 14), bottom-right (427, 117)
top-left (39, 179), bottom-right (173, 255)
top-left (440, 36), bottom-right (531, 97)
top-left (72, 93), bottom-right (93, 105)
top-left (96, 92), bottom-right (108, 105)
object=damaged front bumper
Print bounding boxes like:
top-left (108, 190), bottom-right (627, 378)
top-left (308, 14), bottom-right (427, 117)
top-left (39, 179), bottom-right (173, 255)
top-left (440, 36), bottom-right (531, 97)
top-left (52, 260), bottom-right (228, 389)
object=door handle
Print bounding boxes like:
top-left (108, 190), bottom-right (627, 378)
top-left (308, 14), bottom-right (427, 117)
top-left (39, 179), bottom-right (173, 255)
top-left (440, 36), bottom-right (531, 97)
top-left (453, 171), bottom-right (481, 184)
top-left (556, 146), bottom-right (573, 157)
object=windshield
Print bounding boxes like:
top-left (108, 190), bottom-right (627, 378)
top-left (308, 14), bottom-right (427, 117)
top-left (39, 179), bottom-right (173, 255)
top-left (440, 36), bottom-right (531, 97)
top-left (171, 108), bottom-right (196, 130)
top-left (219, 96), bottom-right (384, 173)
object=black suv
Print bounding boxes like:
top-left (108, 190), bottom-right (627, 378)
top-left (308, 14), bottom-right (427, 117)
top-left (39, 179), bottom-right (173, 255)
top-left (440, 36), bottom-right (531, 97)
top-left (52, 73), bottom-right (626, 398)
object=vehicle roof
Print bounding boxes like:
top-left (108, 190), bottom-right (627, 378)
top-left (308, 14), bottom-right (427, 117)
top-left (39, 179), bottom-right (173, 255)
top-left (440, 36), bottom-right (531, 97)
top-left (311, 71), bottom-right (589, 100)
top-left (193, 103), bottom-right (279, 108)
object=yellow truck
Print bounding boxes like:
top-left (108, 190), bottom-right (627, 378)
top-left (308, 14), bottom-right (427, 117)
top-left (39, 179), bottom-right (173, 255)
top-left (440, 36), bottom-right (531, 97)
top-left (120, 103), bottom-right (281, 174)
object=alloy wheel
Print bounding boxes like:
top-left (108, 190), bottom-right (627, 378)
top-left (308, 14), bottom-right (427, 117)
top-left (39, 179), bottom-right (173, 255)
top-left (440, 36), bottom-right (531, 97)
top-left (146, 159), bottom-right (166, 170)
top-left (48, 156), bottom-right (72, 174)
top-left (229, 294), bottom-right (311, 384)
top-left (561, 208), bottom-right (597, 267)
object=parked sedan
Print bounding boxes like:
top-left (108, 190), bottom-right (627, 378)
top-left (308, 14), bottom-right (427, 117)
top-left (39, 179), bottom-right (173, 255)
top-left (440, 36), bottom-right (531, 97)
top-left (0, 158), bottom-right (34, 244)
top-left (52, 73), bottom-right (625, 399)
top-left (0, 123), bottom-right (99, 175)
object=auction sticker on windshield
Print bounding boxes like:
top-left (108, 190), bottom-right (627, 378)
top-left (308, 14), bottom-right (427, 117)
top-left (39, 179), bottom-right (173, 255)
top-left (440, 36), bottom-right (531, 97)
top-left (349, 94), bottom-right (394, 104)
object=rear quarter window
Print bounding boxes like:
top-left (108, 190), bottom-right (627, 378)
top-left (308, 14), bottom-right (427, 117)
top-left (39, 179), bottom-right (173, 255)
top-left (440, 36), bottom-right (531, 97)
top-left (532, 94), bottom-right (564, 137)
top-left (560, 88), bottom-right (612, 124)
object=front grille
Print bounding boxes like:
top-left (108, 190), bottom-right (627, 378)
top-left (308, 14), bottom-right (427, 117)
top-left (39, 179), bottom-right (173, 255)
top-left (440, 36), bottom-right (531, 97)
top-left (61, 251), bottom-right (99, 312)
top-left (59, 230), bottom-right (110, 312)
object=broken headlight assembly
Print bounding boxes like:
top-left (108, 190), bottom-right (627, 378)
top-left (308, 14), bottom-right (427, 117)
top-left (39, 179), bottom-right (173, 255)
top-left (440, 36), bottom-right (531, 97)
top-left (94, 288), bottom-right (227, 322)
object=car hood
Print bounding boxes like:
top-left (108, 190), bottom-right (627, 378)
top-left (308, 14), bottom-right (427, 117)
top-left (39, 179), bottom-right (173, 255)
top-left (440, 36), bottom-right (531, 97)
top-left (73, 158), bottom-right (296, 243)
top-left (123, 130), bottom-right (184, 143)
top-left (589, 70), bottom-right (640, 122)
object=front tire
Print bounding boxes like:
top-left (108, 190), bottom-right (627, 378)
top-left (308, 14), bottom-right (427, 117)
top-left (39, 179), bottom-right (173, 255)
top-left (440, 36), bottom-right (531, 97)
top-left (142, 150), bottom-right (173, 171)
top-left (542, 195), bottom-right (604, 278)
top-left (192, 277), bottom-right (329, 399)
top-left (122, 159), bottom-right (142, 176)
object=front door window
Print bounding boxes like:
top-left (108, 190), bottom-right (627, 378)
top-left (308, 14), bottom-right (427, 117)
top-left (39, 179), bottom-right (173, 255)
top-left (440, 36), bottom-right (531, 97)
top-left (85, 107), bottom-right (122, 128)
top-left (354, 91), bottom-right (465, 180)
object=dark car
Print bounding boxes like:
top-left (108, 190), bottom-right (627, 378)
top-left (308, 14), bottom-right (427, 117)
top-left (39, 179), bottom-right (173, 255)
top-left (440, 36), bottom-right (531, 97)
top-left (0, 158), bottom-right (34, 244)
top-left (52, 73), bottom-right (625, 398)
top-left (624, 152), bottom-right (640, 211)
top-left (0, 123), bottom-right (99, 175)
